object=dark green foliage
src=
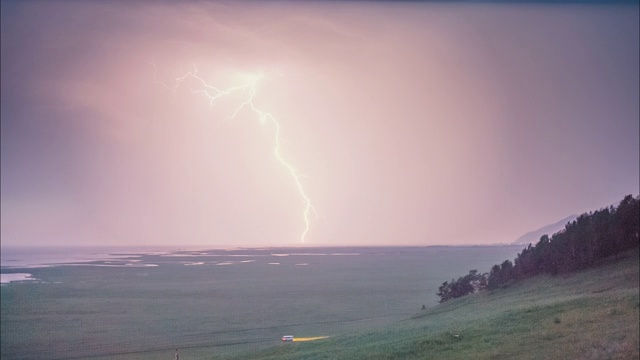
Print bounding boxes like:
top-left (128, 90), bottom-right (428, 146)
top-left (487, 260), bottom-right (513, 290)
top-left (437, 270), bottom-right (487, 303)
top-left (512, 194), bottom-right (639, 278)
top-left (439, 194), bottom-right (640, 302)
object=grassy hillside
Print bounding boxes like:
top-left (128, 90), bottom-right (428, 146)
top-left (1, 246), bottom-right (523, 360)
top-left (228, 249), bottom-right (639, 360)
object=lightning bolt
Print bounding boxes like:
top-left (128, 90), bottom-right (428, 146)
top-left (151, 63), bottom-right (317, 243)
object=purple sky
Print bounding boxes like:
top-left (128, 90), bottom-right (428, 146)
top-left (1, 1), bottom-right (638, 247)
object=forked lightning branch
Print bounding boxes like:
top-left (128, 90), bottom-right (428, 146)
top-left (151, 64), bottom-right (317, 243)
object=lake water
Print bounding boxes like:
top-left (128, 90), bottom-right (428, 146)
top-left (1, 245), bottom-right (522, 359)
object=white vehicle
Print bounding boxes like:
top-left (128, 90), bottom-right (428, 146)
top-left (282, 335), bottom-right (294, 341)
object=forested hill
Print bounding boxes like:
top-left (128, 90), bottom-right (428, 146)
top-left (512, 214), bottom-right (578, 245)
top-left (438, 194), bottom-right (639, 303)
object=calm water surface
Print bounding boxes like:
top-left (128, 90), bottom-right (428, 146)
top-left (1, 245), bottom-right (522, 359)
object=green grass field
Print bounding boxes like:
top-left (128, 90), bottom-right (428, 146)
top-left (228, 249), bottom-right (639, 360)
top-left (1, 247), bottom-right (637, 359)
top-left (1, 246), bottom-right (524, 359)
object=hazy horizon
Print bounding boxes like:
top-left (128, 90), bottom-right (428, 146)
top-left (2, 1), bottom-right (638, 248)
top-left (1, 243), bottom-right (525, 250)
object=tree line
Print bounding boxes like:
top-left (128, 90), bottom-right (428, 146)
top-left (437, 194), bottom-right (639, 303)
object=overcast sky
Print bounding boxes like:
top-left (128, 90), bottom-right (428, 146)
top-left (1, 1), bottom-right (638, 248)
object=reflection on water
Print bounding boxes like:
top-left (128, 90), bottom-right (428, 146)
top-left (0, 246), bottom-right (150, 268)
top-left (0, 273), bottom-right (36, 285)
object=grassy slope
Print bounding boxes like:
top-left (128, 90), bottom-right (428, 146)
top-left (229, 250), bottom-right (639, 360)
